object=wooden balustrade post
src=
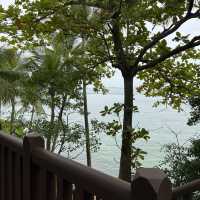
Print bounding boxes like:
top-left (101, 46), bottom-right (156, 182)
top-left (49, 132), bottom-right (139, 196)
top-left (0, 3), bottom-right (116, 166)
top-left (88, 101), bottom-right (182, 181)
top-left (131, 168), bottom-right (172, 200)
top-left (23, 134), bottom-right (44, 200)
top-left (183, 193), bottom-right (193, 200)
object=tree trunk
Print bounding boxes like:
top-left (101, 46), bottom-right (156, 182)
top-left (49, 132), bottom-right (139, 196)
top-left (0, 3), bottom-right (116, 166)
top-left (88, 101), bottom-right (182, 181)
top-left (58, 114), bottom-right (69, 155)
top-left (0, 100), bottom-right (1, 118)
top-left (51, 95), bottom-right (66, 152)
top-left (119, 75), bottom-right (134, 182)
top-left (29, 106), bottom-right (35, 131)
top-left (47, 91), bottom-right (55, 151)
top-left (10, 98), bottom-right (16, 135)
top-left (0, 101), bottom-right (2, 130)
top-left (83, 80), bottom-right (91, 167)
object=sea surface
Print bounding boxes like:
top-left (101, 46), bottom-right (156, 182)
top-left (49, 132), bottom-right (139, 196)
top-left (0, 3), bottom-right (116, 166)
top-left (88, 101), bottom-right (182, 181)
top-left (71, 87), bottom-right (200, 177)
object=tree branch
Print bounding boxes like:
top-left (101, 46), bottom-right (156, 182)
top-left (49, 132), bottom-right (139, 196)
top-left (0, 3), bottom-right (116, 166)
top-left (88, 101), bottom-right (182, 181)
top-left (110, 20), bottom-right (127, 71)
top-left (111, 0), bottom-right (123, 19)
top-left (134, 11), bottom-right (200, 67)
top-left (34, 0), bottom-right (108, 23)
top-left (187, 0), bottom-right (195, 16)
top-left (63, 0), bottom-right (107, 9)
top-left (137, 36), bottom-right (200, 72)
top-left (98, 32), bottom-right (115, 67)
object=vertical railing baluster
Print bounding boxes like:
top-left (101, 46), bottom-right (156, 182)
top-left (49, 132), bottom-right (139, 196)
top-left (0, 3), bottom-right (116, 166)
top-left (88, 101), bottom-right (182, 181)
top-left (14, 153), bottom-right (21, 200)
top-left (4, 147), bottom-right (8, 200)
top-left (31, 164), bottom-right (42, 200)
top-left (23, 139), bottom-right (32, 200)
top-left (183, 193), bottom-right (193, 200)
top-left (0, 145), bottom-right (5, 200)
top-left (84, 192), bottom-right (94, 200)
top-left (39, 168), bottom-right (47, 200)
top-left (57, 177), bottom-right (64, 200)
top-left (57, 178), bottom-right (73, 200)
top-left (95, 196), bottom-right (102, 200)
top-left (63, 179), bottom-right (73, 200)
top-left (74, 186), bottom-right (84, 200)
top-left (47, 172), bottom-right (56, 200)
top-left (23, 134), bottom-right (44, 200)
top-left (74, 185), bottom-right (94, 200)
top-left (7, 150), bottom-right (13, 200)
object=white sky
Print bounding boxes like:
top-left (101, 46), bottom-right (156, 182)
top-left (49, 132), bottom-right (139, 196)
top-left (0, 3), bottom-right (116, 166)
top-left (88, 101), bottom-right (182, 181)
top-left (0, 0), bottom-right (14, 8)
top-left (0, 0), bottom-right (199, 88)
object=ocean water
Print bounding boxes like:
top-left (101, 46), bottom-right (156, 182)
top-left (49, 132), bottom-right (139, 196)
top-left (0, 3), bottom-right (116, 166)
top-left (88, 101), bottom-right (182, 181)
top-left (72, 87), bottom-right (200, 177)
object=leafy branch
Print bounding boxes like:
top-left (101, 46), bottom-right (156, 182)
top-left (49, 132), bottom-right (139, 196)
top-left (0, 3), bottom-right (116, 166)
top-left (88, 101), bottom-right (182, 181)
top-left (137, 35), bottom-right (200, 72)
top-left (134, 8), bottom-right (200, 68)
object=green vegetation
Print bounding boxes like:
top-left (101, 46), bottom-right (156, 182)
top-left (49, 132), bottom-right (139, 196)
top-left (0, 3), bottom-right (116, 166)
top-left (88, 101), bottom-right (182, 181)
top-left (161, 93), bottom-right (200, 198)
top-left (0, 0), bottom-right (200, 182)
top-left (161, 137), bottom-right (200, 200)
top-left (161, 139), bottom-right (200, 187)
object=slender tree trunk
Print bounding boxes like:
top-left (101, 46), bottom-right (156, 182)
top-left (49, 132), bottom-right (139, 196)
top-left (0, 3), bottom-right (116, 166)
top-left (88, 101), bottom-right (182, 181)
top-left (47, 92), bottom-right (55, 151)
top-left (0, 101), bottom-right (2, 130)
top-left (83, 80), bottom-right (91, 167)
top-left (119, 75), bottom-right (134, 182)
top-left (10, 98), bottom-right (16, 135)
top-left (29, 106), bottom-right (35, 130)
top-left (0, 100), bottom-right (1, 118)
top-left (58, 114), bottom-right (69, 155)
top-left (51, 95), bottom-right (66, 152)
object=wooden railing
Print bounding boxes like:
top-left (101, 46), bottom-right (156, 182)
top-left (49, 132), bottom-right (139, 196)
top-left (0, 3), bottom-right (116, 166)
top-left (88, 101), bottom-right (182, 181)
top-left (0, 132), bottom-right (199, 200)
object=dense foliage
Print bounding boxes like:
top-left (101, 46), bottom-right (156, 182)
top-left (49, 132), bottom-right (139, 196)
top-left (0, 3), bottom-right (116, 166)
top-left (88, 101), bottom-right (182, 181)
top-left (188, 95), bottom-right (200, 126)
top-left (0, 36), bottom-right (107, 160)
top-left (0, 0), bottom-right (200, 181)
top-left (161, 139), bottom-right (200, 199)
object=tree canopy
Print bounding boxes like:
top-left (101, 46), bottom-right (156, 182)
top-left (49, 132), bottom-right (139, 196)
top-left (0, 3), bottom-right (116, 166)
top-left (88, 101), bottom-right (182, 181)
top-left (1, 0), bottom-right (200, 182)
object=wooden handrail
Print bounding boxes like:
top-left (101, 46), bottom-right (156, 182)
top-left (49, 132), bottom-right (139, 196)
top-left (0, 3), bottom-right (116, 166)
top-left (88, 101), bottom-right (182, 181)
top-left (32, 147), bottom-right (132, 200)
top-left (0, 132), bottom-right (180, 200)
top-left (172, 179), bottom-right (200, 199)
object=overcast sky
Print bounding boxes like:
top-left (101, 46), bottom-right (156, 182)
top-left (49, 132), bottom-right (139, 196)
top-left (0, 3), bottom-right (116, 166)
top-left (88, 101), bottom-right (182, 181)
top-left (0, 0), bottom-right (14, 8)
top-left (0, 0), bottom-right (199, 88)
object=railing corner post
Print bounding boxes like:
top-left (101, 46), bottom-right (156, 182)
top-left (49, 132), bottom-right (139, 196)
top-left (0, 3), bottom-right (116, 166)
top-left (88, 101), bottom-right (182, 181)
top-left (23, 133), bottom-right (44, 200)
top-left (131, 168), bottom-right (172, 200)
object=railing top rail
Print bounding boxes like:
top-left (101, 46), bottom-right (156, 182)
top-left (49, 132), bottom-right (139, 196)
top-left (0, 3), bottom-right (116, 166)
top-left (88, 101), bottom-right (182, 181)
top-left (32, 147), bottom-right (132, 200)
top-left (172, 179), bottom-right (200, 198)
top-left (0, 131), bottom-right (23, 152)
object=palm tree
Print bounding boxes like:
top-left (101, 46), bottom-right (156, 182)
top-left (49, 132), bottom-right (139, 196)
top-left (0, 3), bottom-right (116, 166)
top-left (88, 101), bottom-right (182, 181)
top-left (0, 48), bottom-right (26, 134)
top-left (26, 34), bottom-right (81, 151)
